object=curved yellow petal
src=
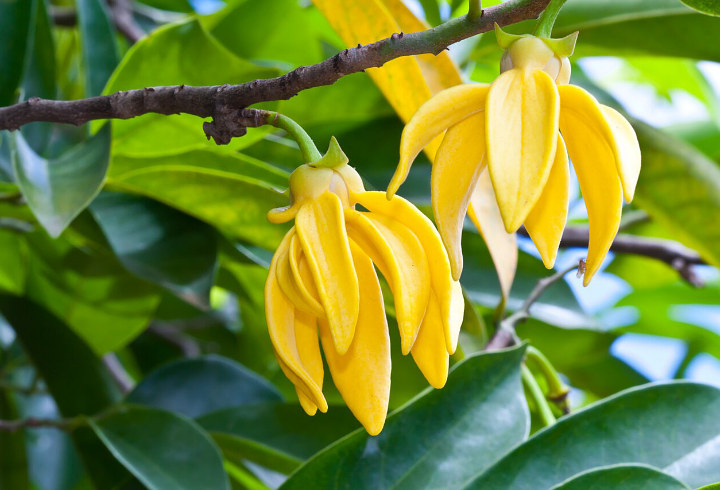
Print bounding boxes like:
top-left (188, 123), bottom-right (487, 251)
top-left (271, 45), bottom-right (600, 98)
top-left (524, 135), bottom-right (570, 269)
top-left (276, 233), bottom-right (323, 317)
top-left (273, 351), bottom-right (317, 414)
top-left (297, 389), bottom-right (318, 416)
top-left (352, 191), bottom-right (456, 351)
top-left (319, 242), bottom-right (391, 436)
top-left (447, 280), bottom-right (464, 354)
top-left (293, 309), bottom-right (324, 408)
top-left (467, 170), bottom-right (518, 300)
top-left (600, 105), bottom-right (641, 202)
top-left (389, 83), bottom-right (490, 198)
top-left (432, 112), bottom-right (486, 280)
top-left (558, 84), bottom-right (623, 286)
top-left (295, 192), bottom-right (359, 355)
top-left (345, 210), bottom-right (430, 355)
top-left (410, 291), bottom-right (448, 389)
top-left (486, 68), bottom-right (559, 232)
top-left (286, 235), bottom-right (325, 318)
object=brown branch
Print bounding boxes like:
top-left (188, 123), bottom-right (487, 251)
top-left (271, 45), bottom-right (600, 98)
top-left (8, 0), bottom-right (550, 144)
top-left (519, 226), bottom-right (707, 287)
top-left (0, 416), bottom-right (83, 433)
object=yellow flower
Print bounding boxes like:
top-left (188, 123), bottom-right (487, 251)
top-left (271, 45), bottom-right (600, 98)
top-left (265, 139), bottom-right (463, 435)
top-left (387, 27), bottom-right (641, 285)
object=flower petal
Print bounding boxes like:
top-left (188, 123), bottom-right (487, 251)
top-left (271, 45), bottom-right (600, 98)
top-left (432, 112), bottom-right (486, 280)
top-left (293, 309), bottom-right (324, 408)
top-left (273, 350), bottom-right (317, 415)
top-left (467, 170), bottom-right (518, 300)
top-left (295, 192), bottom-right (359, 355)
top-left (524, 135), bottom-right (570, 269)
top-left (486, 68), bottom-right (559, 232)
top-left (286, 234), bottom-right (325, 317)
top-left (346, 210), bottom-right (430, 355)
top-left (410, 291), bottom-right (448, 389)
top-left (276, 233), bottom-right (323, 317)
top-left (600, 105), bottom-right (641, 202)
top-left (319, 242), bottom-right (391, 436)
top-left (352, 191), bottom-right (456, 352)
top-left (558, 84), bottom-right (623, 285)
top-left (389, 83), bottom-right (490, 198)
top-left (447, 280), bottom-right (464, 354)
top-left (297, 389), bottom-right (318, 416)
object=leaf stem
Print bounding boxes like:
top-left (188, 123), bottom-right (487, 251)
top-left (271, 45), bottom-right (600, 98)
top-left (468, 0), bottom-right (482, 20)
top-left (526, 346), bottom-right (570, 414)
top-left (521, 364), bottom-right (556, 427)
top-left (533, 0), bottom-right (567, 37)
top-left (264, 111), bottom-right (322, 164)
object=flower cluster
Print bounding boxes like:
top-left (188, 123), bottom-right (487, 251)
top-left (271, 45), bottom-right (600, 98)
top-left (265, 139), bottom-right (463, 435)
top-left (387, 26), bottom-right (641, 285)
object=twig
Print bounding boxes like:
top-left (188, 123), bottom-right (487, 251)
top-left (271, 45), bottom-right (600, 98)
top-left (52, 1), bottom-right (144, 44)
top-left (4, 0), bottom-right (551, 142)
top-left (102, 354), bottom-right (134, 394)
top-left (485, 262), bottom-right (580, 351)
top-left (148, 323), bottom-right (202, 357)
top-left (0, 218), bottom-right (34, 233)
top-left (0, 416), bottom-right (84, 433)
top-left (519, 226), bottom-right (707, 287)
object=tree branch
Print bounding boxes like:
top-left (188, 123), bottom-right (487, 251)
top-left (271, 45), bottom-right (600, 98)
top-left (0, 416), bottom-right (83, 433)
top-left (6, 0), bottom-right (550, 143)
top-left (519, 226), bottom-right (707, 287)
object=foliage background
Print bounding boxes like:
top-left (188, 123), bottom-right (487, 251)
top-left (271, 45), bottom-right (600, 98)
top-left (1, 0), bottom-right (720, 488)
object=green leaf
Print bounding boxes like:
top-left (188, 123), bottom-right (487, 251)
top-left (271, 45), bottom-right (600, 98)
top-left (91, 405), bottom-right (231, 490)
top-left (103, 19), bottom-right (279, 156)
top-left (0, 0), bottom-right (32, 105)
top-left (0, 230), bottom-right (27, 295)
top-left (107, 155), bottom-right (288, 249)
top-left (552, 0), bottom-right (720, 61)
top-left (77, 0), bottom-right (120, 97)
top-left (23, 232), bottom-right (161, 354)
top-left (282, 347), bottom-right (528, 489)
top-left (13, 125), bottom-right (111, 237)
top-left (0, 389), bottom-right (30, 490)
top-left (679, 0), bottom-right (720, 16)
top-left (90, 192), bottom-right (219, 308)
top-left (632, 121), bottom-right (720, 269)
top-left (552, 463), bottom-right (689, 490)
top-left (467, 382), bottom-right (720, 489)
top-left (0, 296), bottom-right (133, 488)
top-left (136, 0), bottom-right (194, 12)
top-left (198, 402), bottom-right (360, 466)
top-left (127, 355), bottom-right (283, 418)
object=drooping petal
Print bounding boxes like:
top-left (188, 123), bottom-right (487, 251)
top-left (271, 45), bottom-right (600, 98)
top-left (297, 389), bottom-right (318, 416)
top-left (558, 84), bottom-right (623, 285)
top-left (432, 112), bottom-right (486, 280)
top-left (467, 170), bottom-right (518, 300)
top-left (352, 191), bottom-right (455, 351)
top-left (447, 280), bottom-right (464, 354)
top-left (524, 135), bottom-right (570, 269)
top-left (286, 234), bottom-right (325, 318)
top-left (293, 309), bottom-right (324, 408)
top-left (273, 351), bottom-right (318, 415)
top-left (295, 192), bottom-right (359, 355)
top-left (389, 84), bottom-right (490, 198)
top-left (486, 68), bottom-right (559, 232)
top-left (410, 291), bottom-right (448, 389)
top-left (600, 105), bottom-right (641, 202)
top-left (345, 210), bottom-right (430, 355)
top-left (319, 242), bottom-right (391, 436)
top-left (276, 233), bottom-right (323, 317)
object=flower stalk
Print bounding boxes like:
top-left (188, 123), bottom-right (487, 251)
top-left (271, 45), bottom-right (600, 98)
top-left (534, 0), bottom-right (568, 38)
top-left (521, 364), bottom-right (557, 427)
top-left (264, 111), bottom-right (322, 163)
top-left (526, 346), bottom-right (570, 413)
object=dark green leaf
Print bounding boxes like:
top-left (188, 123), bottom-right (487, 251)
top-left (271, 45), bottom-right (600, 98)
top-left (199, 402), bottom-right (360, 464)
top-left (77, 0), bottom-right (120, 97)
top-left (282, 347), bottom-right (528, 489)
top-left (0, 389), bottom-right (30, 490)
top-left (0, 0), bottom-right (32, 106)
top-left (136, 0), bottom-right (194, 12)
top-left (0, 230), bottom-right (27, 295)
top-left (13, 125), bottom-right (111, 237)
top-left (127, 355), bottom-right (283, 418)
top-left (91, 406), bottom-right (231, 490)
top-left (552, 463), bottom-right (689, 490)
top-left (678, 0), bottom-right (720, 16)
top-left (0, 296), bottom-right (132, 488)
top-left (91, 192), bottom-right (219, 308)
top-left (467, 382), bottom-right (720, 489)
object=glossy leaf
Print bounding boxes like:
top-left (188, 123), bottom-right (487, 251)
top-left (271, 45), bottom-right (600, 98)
top-left (468, 382), bottom-right (720, 489)
top-left (679, 0), bottom-right (720, 16)
top-left (127, 355), bottom-right (283, 418)
top-left (199, 402), bottom-right (360, 471)
top-left (91, 406), bottom-right (230, 490)
top-left (283, 347), bottom-right (528, 489)
top-left (13, 125), bottom-right (111, 237)
top-left (552, 464), bottom-right (689, 490)
top-left (91, 192), bottom-right (219, 308)
top-left (77, 0), bottom-right (119, 97)
top-left (0, 230), bottom-right (27, 295)
top-left (0, 0), bottom-right (32, 105)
